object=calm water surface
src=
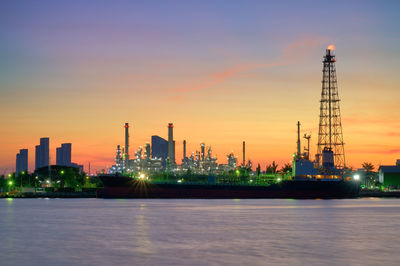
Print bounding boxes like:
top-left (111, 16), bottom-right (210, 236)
top-left (1, 198), bottom-right (400, 266)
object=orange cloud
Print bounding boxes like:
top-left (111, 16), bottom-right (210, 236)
top-left (172, 34), bottom-right (328, 93)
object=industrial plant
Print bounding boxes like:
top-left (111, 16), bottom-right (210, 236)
top-left (109, 122), bottom-right (241, 175)
top-left (7, 46), bottom-right (400, 196)
top-left (108, 46), bottom-right (348, 181)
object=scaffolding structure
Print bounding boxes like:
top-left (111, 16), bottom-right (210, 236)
top-left (316, 46), bottom-right (346, 169)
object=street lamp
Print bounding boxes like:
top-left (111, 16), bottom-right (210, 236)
top-left (8, 180), bottom-right (13, 192)
top-left (354, 174), bottom-right (360, 181)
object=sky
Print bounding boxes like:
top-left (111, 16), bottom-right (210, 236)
top-left (1, 0), bottom-right (400, 173)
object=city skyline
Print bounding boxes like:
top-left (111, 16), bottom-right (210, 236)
top-left (1, 1), bottom-right (400, 173)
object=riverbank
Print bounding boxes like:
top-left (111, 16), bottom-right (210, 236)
top-left (1, 190), bottom-right (400, 198)
top-left (0, 191), bottom-right (96, 198)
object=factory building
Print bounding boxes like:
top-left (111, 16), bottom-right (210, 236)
top-left (35, 137), bottom-right (49, 170)
top-left (109, 145), bottom-right (124, 174)
top-left (131, 145), bottom-right (163, 173)
top-left (56, 143), bottom-right (72, 166)
top-left (218, 153), bottom-right (238, 173)
top-left (379, 160), bottom-right (400, 187)
top-left (16, 149), bottom-right (28, 175)
top-left (181, 142), bottom-right (218, 174)
top-left (152, 135), bottom-right (168, 168)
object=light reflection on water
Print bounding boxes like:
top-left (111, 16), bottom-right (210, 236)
top-left (1, 198), bottom-right (400, 266)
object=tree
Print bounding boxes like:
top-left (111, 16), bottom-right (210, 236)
top-left (362, 162), bottom-right (374, 172)
top-left (362, 162), bottom-right (376, 187)
top-left (256, 164), bottom-right (261, 177)
top-left (280, 163), bottom-right (292, 173)
top-left (266, 161), bottom-right (278, 174)
top-left (0, 175), bottom-right (5, 192)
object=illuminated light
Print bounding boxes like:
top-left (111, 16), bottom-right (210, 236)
top-left (354, 174), bottom-right (360, 181)
top-left (8, 174), bottom-right (11, 178)
top-left (8, 181), bottom-right (13, 185)
top-left (327, 44), bottom-right (335, 50)
top-left (21, 171), bottom-right (25, 175)
top-left (125, 124), bottom-right (129, 128)
top-left (60, 170), bottom-right (65, 175)
top-left (139, 173), bottom-right (145, 180)
top-left (46, 180), bottom-right (50, 184)
top-left (35, 176), bottom-right (38, 179)
top-left (277, 177), bottom-right (281, 182)
top-left (177, 180), bottom-right (182, 183)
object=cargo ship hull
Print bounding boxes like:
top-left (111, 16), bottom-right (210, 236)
top-left (97, 175), bottom-right (360, 199)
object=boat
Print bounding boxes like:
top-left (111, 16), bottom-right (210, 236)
top-left (97, 174), bottom-right (360, 199)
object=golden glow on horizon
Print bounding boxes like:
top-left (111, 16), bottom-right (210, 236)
top-left (0, 37), bottom-right (399, 173)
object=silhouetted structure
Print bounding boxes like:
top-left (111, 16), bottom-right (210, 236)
top-left (35, 137), bottom-right (49, 170)
top-left (56, 143), bottom-right (72, 166)
top-left (124, 123), bottom-right (130, 168)
top-left (167, 123), bottom-right (175, 166)
top-left (16, 149), bottom-right (28, 175)
top-left (316, 46), bottom-right (345, 169)
top-left (152, 135), bottom-right (168, 168)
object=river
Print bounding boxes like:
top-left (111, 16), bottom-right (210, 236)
top-left (1, 198), bottom-right (400, 265)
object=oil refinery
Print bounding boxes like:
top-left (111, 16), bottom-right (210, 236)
top-left (109, 46), bottom-right (347, 181)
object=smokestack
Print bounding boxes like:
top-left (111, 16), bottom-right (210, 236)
top-left (243, 141), bottom-right (245, 166)
top-left (145, 143), bottom-right (150, 159)
top-left (200, 143), bottom-right (205, 161)
top-left (125, 123), bottom-right (129, 162)
top-left (297, 121), bottom-right (301, 157)
top-left (183, 140), bottom-right (186, 159)
top-left (168, 123), bottom-right (175, 165)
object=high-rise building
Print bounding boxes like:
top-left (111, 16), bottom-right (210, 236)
top-left (16, 149), bottom-right (28, 175)
top-left (56, 143), bottom-right (72, 166)
top-left (35, 137), bottom-right (49, 170)
top-left (35, 145), bottom-right (40, 170)
top-left (152, 135), bottom-right (168, 168)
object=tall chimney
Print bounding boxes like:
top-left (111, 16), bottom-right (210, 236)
top-left (145, 143), bottom-right (150, 159)
top-left (243, 141), bottom-right (245, 166)
top-left (297, 121), bottom-right (301, 157)
top-left (183, 140), bottom-right (186, 159)
top-left (125, 123), bottom-right (130, 165)
top-left (200, 142), bottom-right (205, 161)
top-left (168, 123), bottom-right (175, 165)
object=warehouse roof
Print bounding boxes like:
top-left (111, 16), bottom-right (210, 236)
top-left (379, 166), bottom-right (400, 173)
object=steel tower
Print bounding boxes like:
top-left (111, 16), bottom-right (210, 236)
top-left (316, 45), bottom-right (345, 169)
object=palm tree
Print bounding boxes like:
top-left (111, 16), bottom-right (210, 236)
top-left (280, 163), bottom-right (292, 173)
top-left (362, 162), bottom-right (375, 186)
top-left (267, 161), bottom-right (278, 174)
top-left (362, 162), bottom-right (374, 172)
top-left (256, 163), bottom-right (261, 176)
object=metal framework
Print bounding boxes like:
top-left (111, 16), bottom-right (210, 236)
top-left (316, 48), bottom-right (345, 169)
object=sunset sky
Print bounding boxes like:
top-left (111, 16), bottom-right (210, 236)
top-left (1, 0), bottom-right (399, 173)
